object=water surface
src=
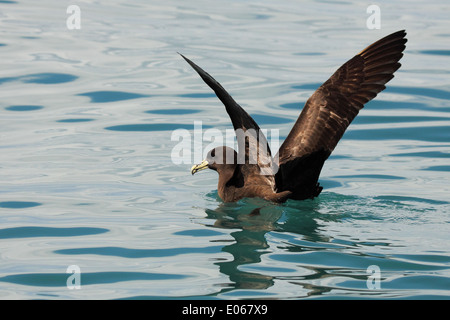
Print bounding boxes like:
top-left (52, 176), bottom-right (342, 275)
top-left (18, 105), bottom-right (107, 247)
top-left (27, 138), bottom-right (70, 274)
top-left (0, 0), bottom-right (449, 299)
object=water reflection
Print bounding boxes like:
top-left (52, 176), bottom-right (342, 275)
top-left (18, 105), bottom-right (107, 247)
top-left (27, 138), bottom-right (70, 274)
top-left (204, 200), bottom-right (281, 291)
top-left (203, 196), bottom-right (341, 293)
top-left (202, 190), bottom-right (450, 298)
top-left (201, 192), bottom-right (410, 297)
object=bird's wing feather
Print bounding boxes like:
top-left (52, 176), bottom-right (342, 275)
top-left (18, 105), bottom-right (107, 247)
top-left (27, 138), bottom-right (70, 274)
top-left (275, 30), bottom-right (407, 197)
top-left (180, 54), bottom-right (275, 185)
top-left (278, 30), bottom-right (407, 163)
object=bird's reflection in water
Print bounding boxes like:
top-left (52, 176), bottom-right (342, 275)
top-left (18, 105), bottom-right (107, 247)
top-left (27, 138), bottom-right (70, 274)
top-left (205, 199), bottom-right (280, 290)
top-left (202, 192), bottom-right (340, 293)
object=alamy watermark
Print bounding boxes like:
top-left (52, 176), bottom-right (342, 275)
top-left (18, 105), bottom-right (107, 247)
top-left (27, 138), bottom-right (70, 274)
top-left (66, 265), bottom-right (81, 289)
top-left (366, 5), bottom-right (381, 29)
top-left (366, 265), bottom-right (381, 289)
top-left (66, 5), bottom-right (81, 30)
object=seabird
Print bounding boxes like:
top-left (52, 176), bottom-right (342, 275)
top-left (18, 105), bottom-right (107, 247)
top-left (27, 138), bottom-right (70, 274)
top-left (184, 30), bottom-right (407, 203)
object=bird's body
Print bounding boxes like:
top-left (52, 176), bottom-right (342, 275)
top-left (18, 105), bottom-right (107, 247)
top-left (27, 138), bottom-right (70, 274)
top-left (186, 30), bottom-right (407, 203)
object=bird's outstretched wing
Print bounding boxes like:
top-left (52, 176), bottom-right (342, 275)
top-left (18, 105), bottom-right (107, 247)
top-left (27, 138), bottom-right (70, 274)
top-left (275, 30), bottom-right (407, 198)
top-left (180, 54), bottom-right (275, 183)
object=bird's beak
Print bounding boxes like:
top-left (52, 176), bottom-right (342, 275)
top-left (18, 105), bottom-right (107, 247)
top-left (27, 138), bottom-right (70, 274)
top-left (191, 160), bottom-right (209, 175)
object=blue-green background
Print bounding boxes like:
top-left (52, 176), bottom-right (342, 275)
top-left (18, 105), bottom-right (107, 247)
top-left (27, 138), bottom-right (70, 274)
top-left (0, 0), bottom-right (449, 299)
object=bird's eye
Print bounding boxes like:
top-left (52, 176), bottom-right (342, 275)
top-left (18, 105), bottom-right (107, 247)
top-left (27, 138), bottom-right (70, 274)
top-left (211, 149), bottom-right (216, 157)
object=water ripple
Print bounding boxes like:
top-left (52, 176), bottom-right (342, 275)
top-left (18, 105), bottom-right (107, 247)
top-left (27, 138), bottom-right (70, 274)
top-left (104, 123), bottom-right (212, 131)
top-left (0, 226), bottom-right (109, 239)
top-left (345, 125), bottom-right (450, 142)
top-left (5, 105), bottom-right (44, 112)
top-left (415, 50), bottom-right (450, 56)
top-left (145, 109), bottom-right (201, 115)
top-left (54, 245), bottom-right (222, 258)
top-left (0, 272), bottom-right (187, 287)
top-left (0, 201), bottom-right (41, 209)
top-left (0, 73), bottom-right (78, 85)
top-left (77, 91), bottom-right (150, 103)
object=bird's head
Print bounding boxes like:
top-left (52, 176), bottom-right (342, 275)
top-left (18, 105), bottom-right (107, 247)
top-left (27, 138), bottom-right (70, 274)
top-left (191, 146), bottom-right (237, 175)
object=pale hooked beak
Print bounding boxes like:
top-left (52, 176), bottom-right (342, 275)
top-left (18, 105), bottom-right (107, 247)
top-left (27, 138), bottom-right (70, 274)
top-left (191, 160), bottom-right (209, 175)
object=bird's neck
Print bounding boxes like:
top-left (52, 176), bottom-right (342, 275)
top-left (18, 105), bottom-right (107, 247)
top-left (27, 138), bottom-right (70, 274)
top-left (217, 165), bottom-right (237, 201)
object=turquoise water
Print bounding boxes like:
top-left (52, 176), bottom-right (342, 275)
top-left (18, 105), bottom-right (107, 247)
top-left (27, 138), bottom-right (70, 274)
top-left (0, 0), bottom-right (449, 299)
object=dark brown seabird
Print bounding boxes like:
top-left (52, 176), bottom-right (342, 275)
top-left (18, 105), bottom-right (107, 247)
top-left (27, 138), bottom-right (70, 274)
top-left (184, 30), bottom-right (407, 203)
